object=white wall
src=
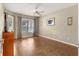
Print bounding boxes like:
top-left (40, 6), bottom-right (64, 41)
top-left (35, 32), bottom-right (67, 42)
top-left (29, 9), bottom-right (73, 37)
top-left (0, 4), bottom-right (4, 40)
top-left (0, 3), bottom-right (4, 54)
top-left (39, 5), bottom-right (78, 46)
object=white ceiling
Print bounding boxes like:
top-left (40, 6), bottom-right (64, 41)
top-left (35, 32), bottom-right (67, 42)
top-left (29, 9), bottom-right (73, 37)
top-left (3, 3), bottom-right (77, 16)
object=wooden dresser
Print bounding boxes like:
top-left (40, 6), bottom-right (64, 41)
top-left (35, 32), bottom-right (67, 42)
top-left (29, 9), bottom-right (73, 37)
top-left (3, 32), bottom-right (14, 56)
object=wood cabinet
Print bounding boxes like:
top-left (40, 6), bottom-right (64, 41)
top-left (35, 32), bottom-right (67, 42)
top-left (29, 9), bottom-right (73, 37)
top-left (3, 32), bottom-right (14, 56)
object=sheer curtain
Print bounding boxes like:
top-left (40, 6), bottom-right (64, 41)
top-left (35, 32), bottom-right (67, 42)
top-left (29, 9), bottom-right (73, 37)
top-left (17, 16), bottom-right (22, 39)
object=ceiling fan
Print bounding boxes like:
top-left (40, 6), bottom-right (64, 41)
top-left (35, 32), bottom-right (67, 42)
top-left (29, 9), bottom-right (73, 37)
top-left (33, 4), bottom-right (44, 16)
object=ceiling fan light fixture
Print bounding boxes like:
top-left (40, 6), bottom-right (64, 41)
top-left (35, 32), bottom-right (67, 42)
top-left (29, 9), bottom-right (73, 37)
top-left (34, 13), bottom-right (40, 16)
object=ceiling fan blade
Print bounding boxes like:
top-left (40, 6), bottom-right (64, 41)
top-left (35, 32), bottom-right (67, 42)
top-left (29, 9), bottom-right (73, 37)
top-left (36, 11), bottom-right (41, 16)
top-left (33, 11), bottom-right (40, 16)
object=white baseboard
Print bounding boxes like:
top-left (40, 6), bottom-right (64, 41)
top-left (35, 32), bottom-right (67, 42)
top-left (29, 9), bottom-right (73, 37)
top-left (39, 35), bottom-right (78, 47)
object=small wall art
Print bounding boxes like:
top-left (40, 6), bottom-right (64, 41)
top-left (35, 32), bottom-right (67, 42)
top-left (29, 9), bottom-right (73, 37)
top-left (48, 17), bottom-right (55, 26)
top-left (67, 17), bottom-right (72, 25)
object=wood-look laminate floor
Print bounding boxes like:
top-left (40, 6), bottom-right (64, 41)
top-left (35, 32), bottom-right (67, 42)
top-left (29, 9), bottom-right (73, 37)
top-left (14, 37), bottom-right (78, 56)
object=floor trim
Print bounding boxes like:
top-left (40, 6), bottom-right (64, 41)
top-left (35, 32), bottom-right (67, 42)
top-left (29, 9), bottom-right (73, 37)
top-left (39, 35), bottom-right (78, 47)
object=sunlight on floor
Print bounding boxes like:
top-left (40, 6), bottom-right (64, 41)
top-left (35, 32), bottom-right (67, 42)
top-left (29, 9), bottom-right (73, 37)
top-left (14, 43), bottom-right (16, 56)
top-left (21, 38), bottom-right (35, 52)
top-left (14, 38), bottom-right (36, 55)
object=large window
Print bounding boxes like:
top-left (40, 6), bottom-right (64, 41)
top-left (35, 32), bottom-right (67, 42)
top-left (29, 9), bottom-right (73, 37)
top-left (21, 18), bottom-right (34, 33)
top-left (6, 14), bottom-right (14, 32)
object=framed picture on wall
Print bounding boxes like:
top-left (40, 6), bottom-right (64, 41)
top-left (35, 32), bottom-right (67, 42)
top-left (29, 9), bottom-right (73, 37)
top-left (48, 17), bottom-right (55, 26)
top-left (67, 17), bottom-right (72, 25)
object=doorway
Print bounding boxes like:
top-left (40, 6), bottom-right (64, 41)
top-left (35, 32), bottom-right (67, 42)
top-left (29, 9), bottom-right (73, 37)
top-left (21, 17), bottom-right (34, 38)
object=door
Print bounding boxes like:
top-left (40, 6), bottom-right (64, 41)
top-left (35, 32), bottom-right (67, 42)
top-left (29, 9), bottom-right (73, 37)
top-left (21, 18), bottom-right (34, 38)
